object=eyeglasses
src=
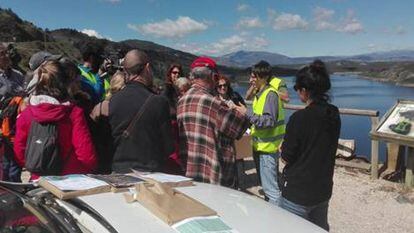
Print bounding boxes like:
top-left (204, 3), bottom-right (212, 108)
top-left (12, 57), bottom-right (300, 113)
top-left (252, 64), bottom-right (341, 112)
top-left (217, 84), bottom-right (228, 89)
top-left (171, 71), bottom-right (180, 75)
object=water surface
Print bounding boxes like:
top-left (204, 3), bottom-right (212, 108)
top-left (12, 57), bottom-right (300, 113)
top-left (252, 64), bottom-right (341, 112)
top-left (234, 74), bottom-right (414, 161)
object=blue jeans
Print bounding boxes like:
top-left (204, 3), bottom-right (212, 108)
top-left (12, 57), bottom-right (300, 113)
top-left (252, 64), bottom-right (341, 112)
top-left (253, 152), bottom-right (281, 206)
top-left (281, 197), bottom-right (330, 231)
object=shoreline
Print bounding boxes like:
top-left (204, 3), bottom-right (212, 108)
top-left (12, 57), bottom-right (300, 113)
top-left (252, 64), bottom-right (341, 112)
top-left (333, 71), bottom-right (414, 88)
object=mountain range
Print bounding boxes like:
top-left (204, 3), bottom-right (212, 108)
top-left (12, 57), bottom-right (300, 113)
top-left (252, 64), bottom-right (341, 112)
top-left (1, 6), bottom-right (414, 86)
top-left (217, 50), bottom-right (414, 68)
top-left (0, 7), bottom-right (299, 82)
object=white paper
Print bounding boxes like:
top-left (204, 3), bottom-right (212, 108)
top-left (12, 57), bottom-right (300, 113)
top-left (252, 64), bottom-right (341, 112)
top-left (142, 173), bottom-right (192, 183)
top-left (172, 216), bottom-right (238, 233)
top-left (42, 174), bottom-right (108, 191)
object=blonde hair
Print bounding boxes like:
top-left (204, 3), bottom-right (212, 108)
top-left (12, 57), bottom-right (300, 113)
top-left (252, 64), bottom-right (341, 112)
top-left (35, 61), bottom-right (68, 101)
top-left (106, 71), bottom-right (125, 99)
top-left (174, 77), bottom-right (191, 96)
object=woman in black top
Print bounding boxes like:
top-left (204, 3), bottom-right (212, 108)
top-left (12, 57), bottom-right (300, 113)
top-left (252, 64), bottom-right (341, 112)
top-left (160, 63), bottom-right (185, 175)
top-left (280, 60), bottom-right (341, 231)
top-left (161, 63), bottom-right (183, 117)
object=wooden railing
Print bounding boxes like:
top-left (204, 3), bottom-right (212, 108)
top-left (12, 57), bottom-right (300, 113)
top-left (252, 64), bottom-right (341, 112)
top-left (246, 101), bottom-right (381, 179)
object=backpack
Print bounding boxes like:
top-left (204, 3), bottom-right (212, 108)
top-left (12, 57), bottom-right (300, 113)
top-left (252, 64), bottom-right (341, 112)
top-left (24, 121), bottom-right (62, 176)
top-left (0, 96), bottom-right (24, 141)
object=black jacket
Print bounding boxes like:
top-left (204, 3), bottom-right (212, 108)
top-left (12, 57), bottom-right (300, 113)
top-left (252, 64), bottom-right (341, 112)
top-left (281, 102), bottom-right (341, 206)
top-left (109, 82), bottom-right (174, 173)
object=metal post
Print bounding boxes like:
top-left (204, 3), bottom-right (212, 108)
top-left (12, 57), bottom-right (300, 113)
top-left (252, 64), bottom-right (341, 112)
top-left (370, 116), bottom-right (379, 179)
top-left (406, 147), bottom-right (414, 187)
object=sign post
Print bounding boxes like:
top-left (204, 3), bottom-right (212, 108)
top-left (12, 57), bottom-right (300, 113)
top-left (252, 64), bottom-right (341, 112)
top-left (371, 99), bottom-right (414, 187)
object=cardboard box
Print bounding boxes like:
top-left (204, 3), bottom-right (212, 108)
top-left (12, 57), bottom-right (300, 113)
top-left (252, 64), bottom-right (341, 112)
top-left (235, 135), bottom-right (253, 160)
top-left (125, 182), bottom-right (217, 225)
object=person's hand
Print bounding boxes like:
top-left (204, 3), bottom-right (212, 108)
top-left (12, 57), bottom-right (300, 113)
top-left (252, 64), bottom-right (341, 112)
top-left (234, 103), bottom-right (247, 115)
top-left (100, 58), bottom-right (113, 74)
top-left (245, 84), bottom-right (258, 100)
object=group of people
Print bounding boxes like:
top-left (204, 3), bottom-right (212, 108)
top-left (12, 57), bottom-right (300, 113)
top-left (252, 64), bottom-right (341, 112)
top-left (0, 42), bottom-right (340, 231)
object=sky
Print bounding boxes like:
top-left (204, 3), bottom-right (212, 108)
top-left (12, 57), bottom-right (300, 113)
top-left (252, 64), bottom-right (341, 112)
top-left (1, 0), bottom-right (413, 57)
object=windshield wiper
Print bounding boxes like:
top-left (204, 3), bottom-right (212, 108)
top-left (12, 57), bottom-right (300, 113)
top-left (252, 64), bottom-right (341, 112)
top-left (0, 180), bottom-right (36, 193)
top-left (33, 193), bottom-right (84, 233)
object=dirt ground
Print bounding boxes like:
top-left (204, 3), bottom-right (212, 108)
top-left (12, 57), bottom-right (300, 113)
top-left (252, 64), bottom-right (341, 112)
top-left (237, 158), bottom-right (414, 233)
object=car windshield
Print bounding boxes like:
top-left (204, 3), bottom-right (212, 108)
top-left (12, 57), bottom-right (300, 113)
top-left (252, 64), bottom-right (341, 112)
top-left (0, 186), bottom-right (52, 233)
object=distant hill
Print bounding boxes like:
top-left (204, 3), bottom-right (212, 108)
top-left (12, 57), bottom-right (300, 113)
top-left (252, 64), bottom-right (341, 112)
top-left (0, 8), bottom-right (47, 42)
top-left (218, 50), bottom-right (414, 67)
top-left (217, 50), bottom-right (292, 67)
top-left (362, 62), bottom-right (414, 87)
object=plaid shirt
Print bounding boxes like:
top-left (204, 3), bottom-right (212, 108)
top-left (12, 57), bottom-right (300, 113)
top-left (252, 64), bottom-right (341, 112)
top-left (177, 84), bottom-right (250, 186)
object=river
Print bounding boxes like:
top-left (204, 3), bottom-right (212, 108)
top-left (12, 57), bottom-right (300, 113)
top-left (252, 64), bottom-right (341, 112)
top-left (233, 74), bottom-right (414, 162)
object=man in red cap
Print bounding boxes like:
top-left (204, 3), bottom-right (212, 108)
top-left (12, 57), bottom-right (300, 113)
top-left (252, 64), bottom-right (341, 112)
top-left (177, 57), bottom-right (250, 187)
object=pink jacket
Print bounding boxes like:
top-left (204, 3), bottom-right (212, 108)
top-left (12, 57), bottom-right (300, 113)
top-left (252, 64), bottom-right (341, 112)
top-left (14, 95), bottom-right (97, 180)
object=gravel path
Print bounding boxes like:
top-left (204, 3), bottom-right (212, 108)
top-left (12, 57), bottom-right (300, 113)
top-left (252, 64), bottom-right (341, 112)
top-left (329, 167), bottom-right (414, 233)
top-left (240, 159), bottom-right (414, 233)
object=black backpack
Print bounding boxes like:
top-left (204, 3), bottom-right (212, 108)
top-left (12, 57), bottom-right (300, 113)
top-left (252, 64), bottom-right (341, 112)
top-left (24, 121), bottom-right (62, 176)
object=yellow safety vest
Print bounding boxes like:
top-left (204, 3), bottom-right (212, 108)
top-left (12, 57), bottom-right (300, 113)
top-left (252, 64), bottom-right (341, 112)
top-left (269, 77), bottom-right (282, 90)
top-left (103, 78), bottom-right (110, 97)
top-left (79, 67), bottom-right (110, 99)
top-left (251, 85), bottom-right (285, 153)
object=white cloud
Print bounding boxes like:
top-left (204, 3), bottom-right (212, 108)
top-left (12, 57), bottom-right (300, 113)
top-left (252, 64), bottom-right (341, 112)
top-left (237, 4), bottom-right (249, 12)
top-left (176, 34), bottom-right (269, 56)
top-left (251, 36), bottom-right (269, 49)
top-left (236, 17), bottom-right (263, 29)
top-left (367, 43), bottom-right (379, 51)
top-left (272, 13), bottom-right (308, 30)
top-left (81, 29), bottom-right (104, 39)
top-left (210, 35), bottom-right (246, 54)
top-left (338, 10), bottom-right (364, 34)
top-left (311, 7), bottom-right (364, 35)
top-left (128, 16), bottom-right (208, 38)
top-left (313, 7), bottom-right (335, 31)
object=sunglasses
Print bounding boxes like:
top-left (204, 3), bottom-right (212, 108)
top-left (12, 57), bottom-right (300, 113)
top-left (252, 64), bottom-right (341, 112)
top-left (217, 84), bottom-right (228, 88)
top-left (171, 71), bottom-right (180, 75)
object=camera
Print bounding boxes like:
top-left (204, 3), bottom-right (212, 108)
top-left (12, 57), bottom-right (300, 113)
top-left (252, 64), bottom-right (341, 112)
top-left (101, 49), bottom-right (125, 75)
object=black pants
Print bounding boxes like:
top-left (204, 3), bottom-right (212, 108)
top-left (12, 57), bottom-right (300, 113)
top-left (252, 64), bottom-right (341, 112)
top-left (2, 142), bottom-right (21, 182)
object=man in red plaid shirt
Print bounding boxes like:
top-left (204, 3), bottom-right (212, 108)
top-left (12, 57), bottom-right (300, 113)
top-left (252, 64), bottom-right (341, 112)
top-left (177, 57), bottom-right (250, 187)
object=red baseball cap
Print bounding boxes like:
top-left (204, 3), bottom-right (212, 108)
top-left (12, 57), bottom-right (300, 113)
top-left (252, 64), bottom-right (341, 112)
top-left (190, 57), bottom-right (217, 72)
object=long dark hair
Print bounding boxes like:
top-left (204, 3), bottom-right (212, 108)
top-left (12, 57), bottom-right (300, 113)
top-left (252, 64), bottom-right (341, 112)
top-left (165, 63), bottom-right (182, 84)
top-left (294, 60), bottom-right (331, 103)
top-left (35, 60), bottom-right (69, 102)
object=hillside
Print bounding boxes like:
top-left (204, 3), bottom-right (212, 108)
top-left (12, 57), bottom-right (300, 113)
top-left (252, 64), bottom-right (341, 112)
top-left (0, 8), bottom-right (48, 42)
top-left (0, 8), bottom-right (297, 83)
top-left (362, 62), bottom-right (414, 86)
